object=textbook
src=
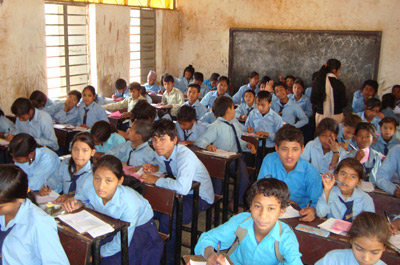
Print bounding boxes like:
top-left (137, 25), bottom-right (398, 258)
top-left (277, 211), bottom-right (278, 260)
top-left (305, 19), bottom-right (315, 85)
top-left (318, 218), bottom-right (352, 235)
top-left (199, 149), bottom-right (237, 158)
top-left (295, 224), bottom-right (330, 238)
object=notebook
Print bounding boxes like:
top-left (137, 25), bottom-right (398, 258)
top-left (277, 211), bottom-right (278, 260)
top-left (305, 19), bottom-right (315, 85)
top-left (318, 218), bottom-right (352, 235)
top-left (189, 258), bottom-right (231, 265)
top-left (279, 205), bottom-right (300, 219)
top-left (35, 190), bottom-right (60, 204)
top-left (199, 149), bottom-right (237, 158)
top-left (295, 224), bottom-right (330, 238)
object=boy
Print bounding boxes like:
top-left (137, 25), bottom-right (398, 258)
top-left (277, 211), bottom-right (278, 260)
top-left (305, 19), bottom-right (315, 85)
top-left (356, 97), bottom-right (382, 131)
top-left (111, 78), bottom-right (129, 101)
top-left (235, 90), bottom-right (256, 121)
top-left (285, 75), bottom-right (295, 94)
top-left (201, 76), bottom-right (231, 109)
top-left (46, 90), bottom-right (81, 126)
top-left (338, 114), bottom-right (362, 151)
top-left (271, 82), bottom-right (309, 128)
top-left (352, 80), bottom-right (379, 113)
top-left (371, 117), bottom-right (400, 156)
top-left (232, 71), bottom-right (259, 104)
top-left (257, 124), bottom-right (322, 222)
top-left (203, 73), bottom-right (220, 91)
top-left (144, 70), bottom-right (160, 93)
top-left (181, 83), bottom-right (207, 120)
top-left (176, 105), bottom-right (207, 145)
top-left (392, 84), bottom-right (400, 109)
top-left (195, 178), bottom-right (302, 265)
top-left (259, 76), bottom-right (274, 93)
top-left (140, 119), bottom-right (214, 265)
top-left (29, 90), bottom-right (56, 111)
top-left (193, 72), bottom-right (210, 98)
top-left (9, 98), bottom-right (59, 151)
top-left (376, 145), bottom-right (400, 197)
top-left (161, 74), bottom-right (185, 117)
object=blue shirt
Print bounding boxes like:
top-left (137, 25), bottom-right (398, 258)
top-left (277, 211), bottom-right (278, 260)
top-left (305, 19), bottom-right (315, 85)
top-left (195, 212), bottom-right (302, 265)
top-left (199, 111), bottom-right (216, 125)
top-left (271, 98), bottom-right (309, 128)
top-left (203, 79), bottom-right (216, 91)
top-left (15, 147), bottom-right (60, 191)
top-left (0, 115), bottom-right (17, 135)
top-left (344, 148), bottom-right (383, 185)
top-left (176, 121), bottom-right (207, 142)
top-left (372, 132), bottom-right (400, 156)
top-left (199, 83), bottom-right (210, 98)
top-left (177, 76), bottom-right (193, 93)
top-left (245, 109), bottom-right (283, 148)
top-left (382, 107), bottom-right (400, 123)
top-left (78, 101), bottom-right (109, 127)
top-left (76, 184), bottom-right (154, 257)
top-left (288, 94), bottom-right (313, 118)
top-left (315, 248), bottom-right (386, 265)
top-left (174, 77), bottom-right (188, 93)
top-left (356, 111), bottom-right (381, 132)
top-left (114, 88), bottom-right (130, 98)
top-left (144, 83), bottom-right (160, 93)
top-left (235, 102), bottom-right (256, 119)
top-left (316, 186), bottom-right (375, 219)
top-left (337, 124), bottom-right (357, 151)
top-left (15, 108), bottom-right (59, 151)
top-left (0, 199), bottom-right (69, 265)
top-left (153, 144), bottom-right (214, 204)
top-left (257, 152), bottom-right (322, 208)
top-left (46, 102), bottom-right (80, 126)
top-left (232, 83), bottom-right (259, 104)
top-left (305, 87), bottom-right (312, 99)
top-left (376, 144), bottom-right (400, 194)
top-left (200, 91), bottom-right (231, 109)
top-left (182, 100), bottom-right (207, 120)
top-left (41, 98), bottom-right (57, 112)
top-left (106, 141), bottom-right (156, 167)
top-left (352, 90), bottom-right (380, 113)
top-left (94, 132), bottom-right (126, 153)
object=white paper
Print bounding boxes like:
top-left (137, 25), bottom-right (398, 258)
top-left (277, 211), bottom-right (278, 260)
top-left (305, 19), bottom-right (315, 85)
top-left (0, 138), bottom-right (10, 146)
top-left (53, 124), bottom-right (69, 129)
top-left (200, 149), bottom-right (237, 158)
top-left (189, 258), bottom-right (231, 265)
top-left (358, 181), bottom-right (374, 192)
top-left (74, 126), bottom-right (88, 132)
top-left (35, 190), bottom-right (60, 204)
top-left (279, 205), bottom-right (300, 219)
top-left (317, 218), bottom-right (350, 235)
top-left (390, 234), bottom-right (400, 250)
top-left (136, 167), bottom-right (165, 178)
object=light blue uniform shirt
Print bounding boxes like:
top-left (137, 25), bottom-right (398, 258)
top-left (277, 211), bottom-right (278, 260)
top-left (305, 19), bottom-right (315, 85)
top-left (315, 248), bottom-right (386, 265)
top-left (316, 186), bottom-right (375, 219)
top-left (153, 144), bottom-right (214, 204)
top-left (174, 77), bottom-right (187, 93)
top-left (15, 147), bottom-right (60, 191)
top-left (94, 132), bottom-right (126, 153)
top-left (337, 124), bottom-right (357, 151)
top-left (203, 79), bottom-right (216, 91)
top-left (245, 109), bottom-right (283, 148)
top-left (352, 90), bottom-right (380, 113)
top-left (376, 144), bottom-right (400, 194)
top-left (199, 83), bottom-right (210, 98)
top-left (177, 76), bottom-right (193, 93)
top-left (144, 83), bottom-right (160, 93)
top-left (356, 111), bottom-right (381, 132)
top-left (232, 83), bottom-right (259, 104)
top-left (78, 94), bottom-right (106, 106)
top-left (46, 102), bottom-right (80, 126)
top-left (0, 115), bottom-right (17, 135)
top-left (372, 132), bottom-right (400, 156)
top-left (200, 91), bottom-right (231, 109)
top-left (0, 199), bottom-right (69, 265)
top-left (41, 98), bottom-right (57, 112)
top-left (114, 88), bottom-right (130, 98)
top-left (344, 148), bottom-right (383, 184)
top-left (195, 212), bottom-right (302, 265)
top-left (301, 137), bottom-right (347, 174)
top-left (199, 111), bottom-right (216, 125)
top-left (106, 141), bottom-right (156, 167)
top-left (257, 152), bottom-right (322, 208)
top-left (15, 108), bottom-right (59, 151)
top-left (176, 121), bottom-right (207, 142)
top-left (382, 108), bottom-right (400, 123)
top-left (271, 98), bottom-right (309, 128)
top-left (288, 94), bottom-right (313, 118)
top-left (182, 100), bottom-right (207, 120)
top-left (235, 102), bottom-right (256, 119)
top-left (78, 101), bottom-right (109, 128)
top-left (305, 86), bottom-right (312, 99)
top-left (76, 184), bottom-right (154, 257)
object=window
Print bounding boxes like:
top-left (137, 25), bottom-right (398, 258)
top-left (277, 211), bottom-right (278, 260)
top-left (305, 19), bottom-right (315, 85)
top-left (44, 3), bottom-right (89, 98)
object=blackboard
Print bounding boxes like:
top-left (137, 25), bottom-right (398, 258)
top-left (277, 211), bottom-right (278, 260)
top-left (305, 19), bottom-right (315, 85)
top-left (228, 28), bottom-right (382, 104)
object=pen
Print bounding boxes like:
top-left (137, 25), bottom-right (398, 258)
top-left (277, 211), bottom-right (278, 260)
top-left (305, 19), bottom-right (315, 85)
top-left (74, 199), bottom-right (90, 205)
top-left (321, 174), bottom-right (345, 186)
top-left (384, 210), bottom-right (395, 231)
top-left (349, 143), bottom-right (358, 151)
top-left (216, 240), bottom-right (221, 265)
top-left (306, 200), bottom-right (312, 208)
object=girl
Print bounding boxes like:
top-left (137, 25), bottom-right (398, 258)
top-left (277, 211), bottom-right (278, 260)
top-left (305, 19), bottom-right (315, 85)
top-left (311, 59), bottom-right (347, 126)
top-left (315, 212), bottom-right (390, 265)
top-left (8, 133), bottom-right (60, 191)
top-left (0, 108), bottom-right (17, 139)
top-left (232, 71), bottom-right (260, 104)
top-left (0, 164), bottom-right (69, 265)
top-left (39, 132), bottom-right (95, 202)
top-left (178, 64), bottom-right (195, 92)
top-left (63, 155), bottom-right (163, 265)
top-left (288, 78), bottom-right (313, 118)
top-left (90, 121), bottom-right (126, 153)
top-left (78, 85), bottom-right (108, 128)
top-left (316, 158), bottom-right (375, 221)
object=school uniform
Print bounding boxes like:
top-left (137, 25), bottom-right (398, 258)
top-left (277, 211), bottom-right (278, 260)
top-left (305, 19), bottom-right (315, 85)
top-left (352, 90), bottom-right (380, 113)
top-left (375, 145), bottom-right (400, 194)
top-left (177, 76), bottom-right (193, 93)
top-left (93, 132), bottom-right (125, 153)
top-left (316, 186), bottom-right (375, 221)
top-left (195, 212), bottom-right (302, 265)
top-left (144, 94), bottom-right (153, 104)
top-left (381, 107), bottom-right (400, 123)
top-left (76, 185), bottom-right (162, 265)
top-left (232, 83), bottom-right (259, 104)
top-left (15, 147), bottom-right (60, 191)
top-left (344, 148), bottom-right (383, 184)
top-left (305, 86), bottom-right (312, 99)
top-left (0, 115), bottom-right (17, 135)
top-left (161, 88), bottom-right (184, 117)
top-left (288, 94), bottom-right (313, 118)
top-left (182, 100), bottom-right (207, 120)
top-left (257, 152), bottom-right (323, 208)
top-left (15, 108), bottom-right (59, 151)
top-left (176, 121), bottom-right (207, 142)
top-left (0, 199), bottom-right (69, 265)
top-left (78, 101), bottom-right (109, 128)
top-left (245, 109), bottom-right (283, 148)
top-left (356, 111), bottom-right (381, 132)
top-left (199, 83), bottom-right (210, 98)
top-left (203, 79), bottom-right (216, 91)
top-left (315, 248), bottom-right (386, 265)
top-left (144, 82), bottom-right (160, 93)
top-left (235, 102), bottom-right (256, 120)
top-left (301, 137), bottom-right (347, 174)
top-left (174, 77), bottom-right (187, 93)
top-left (105, 141), bottom-right (156, 167)
top-left (114, 88), bottom-right (130, 99)
top-left (46, 102), bottom-right (80, 126)
top-left (198, 111), bottom-right (216, 125)
top-left (337, 124), bottom-right (357, 151)
top-left (271, 98), bottom-right (309, 128)
top-left (200, 90), bottom-right (231, 109)
top-left (41, 98), bottom-right (57, 111)
top-left (372, 132), bottom-right (400, 156)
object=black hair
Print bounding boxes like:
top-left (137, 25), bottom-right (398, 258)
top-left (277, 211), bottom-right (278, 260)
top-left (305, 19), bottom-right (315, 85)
top-left (381, 93), bottom-right (396, 110)
top-left (0, 164), bottom-right (37, 205)
top-left (313, 59), bottom-right (341, 102)
top-left (210, 73), bottom-right (220, 81)
top-left (256, 91), bottom-right (272, 102)
top-left (379, 117), bottom-right (399, 128)
top-left (392, 84), bottom-right (400, 93)
top-left (343, 113), bottom-right (362, 128)
top-left (274, 81), bottom-right (287, 90)
top-left (365, 97), bottom-right (381, 110)
top-left (248, 71), bottom-right (259, 79)
top-left (68, 90), bottom-right (82, 103)
top-left (294, 78), bottom-right (305, 89)
top-left (259, 75), bottom-right (271, 85)
top-left (362, 79), bottom-right (379, 94)
top-left (11, 98), bottom-right (34, 116)
top-left (316, 117), bottom-right (339, 136)
top-left (349, 212), bottom-right (391, 245)
top-left (115, 79), bottom-right (127, 90)
top-left (91, 120), bottom-right (117, 143)
top-left (188, 83), bottom-right (201, 93)
top-left (212, 96), bottom-right (233, 118)
top-left (151, 119), bottom-right (177, 140)
top-left (312, 71), bottom-right (318, 81)
top-left (246, 178), bottom-right (290, 209)
top-left (29, 90), bottom-right (48, 108)
top-left (139, 86), bottom-right (147, 96)
top-left (69, 132), bottom-right (95, 178)
top-left (162, 74), bottom-right (174, 84)
top-left (217, 75), bottom-right (230, 86)
top-left (244, 89), bottom-right (256, 97)
top-left (285, 75), bottom-right (295, 81)
top-left (177, 105), bottom-right (196, 122)
top-left (131, 100), bottom-right (156, 121)
top-left (183, 65), bottom-right (195, 78)
top-left (8, 133), bottom-right (38, 157)
top-left (0, 108), bottom-right (4, 117)
top-left (275, 124), bottom-right (304, 147)
top-left (83, 85), bottom-right (96, 96)
top-left (193, 72), bottom-right (204, 82)
top-left (128, 82), bottom-right (142, 91)
top-left (93, 155), bottom-right (144, 194)
top-left (355, 122), bottom-right (376, 138)
top-left (131, 120), bottom-right (153, 142)
top-left (334, 158), bottom-right (364, 180)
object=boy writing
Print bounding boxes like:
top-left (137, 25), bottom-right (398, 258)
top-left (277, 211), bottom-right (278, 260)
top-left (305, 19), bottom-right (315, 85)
top-left (176, 105), bottom-right (207, 145)
top-left (112, 78), bottom-right (129, 101)
top-left (181, 83), bottom-right (207, 120)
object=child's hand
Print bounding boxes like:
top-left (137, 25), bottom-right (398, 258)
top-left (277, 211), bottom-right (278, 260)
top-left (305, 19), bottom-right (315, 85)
top-left (55, 194), bottom-right (71, 203)
top-left (299, 207), bottom-right (316, 222)
top-left (377, 111), bottom-right (385, 119)
top-left (392, 219), bottom-right (400, 234)
top-left (206, 253), bottom-right (226, 265)
top-left (39, 186), bottom-right (51, 196)
top-left (112, 94), bottom-right (117, 100)
top-left (62, 198), bottom-right (83, 213)
top-left (206, 145), bottom-right (217, 152)
top-left (394, 188), bottom-right (400, 199)
top-left (247, 126), bottom-right (254, 133)
top-left (142, 163), bottom-right (157, 173)
top-left (247, 143), bottom-right (257, 154)
top-left (266, 80), bottom-right (274, 92)
top-left (139, 173), bottom-right (159, 185)
top-left (355, 149), bottom-right (365, 161)
top-left (321, 173), bottom-right (335, 191)
top-left (328, 137), bottom-right (340, 153)
top-left (255, 131), bottom-right (269, 137)
top-left (339, 142), bottom-right (349, 150)
top-left (79, 124), bottom-right (89, 129)
top-left (240, 115), bottom-right (248, 121)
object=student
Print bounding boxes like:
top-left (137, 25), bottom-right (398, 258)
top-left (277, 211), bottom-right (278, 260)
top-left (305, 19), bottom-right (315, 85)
top-left (257, 124), bottom-right (322, 222)
top-left (305, 71), bottom-right (318, 99)
top-left (301, 118), bottom-right (346, 174)
top-left (161, 74), bottom-right (185, 117)
top-left (352, 79), bottom-right (379, 113)
top-left (29, 90), bottom-right (56, 110)
top-left (181, 83), bottom-right (207, 120)
top-left (140, 85), bottom-right (152, 104)
top-left (130, 100), bottom-right (157, 122)
top-left (176, 105), bottom-right (207, 145)
top-left (271, 82), bottom-right (309, 128)
top-left (371, 117), bottom-right (400, 156)
top-left (193, 72), bottom-right (210, 98)
top-left (0, 108), bottom-right (17, 139)
top-left (78, 85), bottom-right (109, 128)
top-left (201, 76), bottom-right (231, 109)
top-left (0, 164), bottom-right (69, 265)
top-left (8, 133), bottom-right (60, 191)
top-left (245, 91), bottom-right (283, 154)
top-left (316, 158), bottom-right (375, 221)
top-left (285, 75), bottom-right (295, 94)
top-left (338, 114), bottom-right (362, 151)
top-left (140, 119), bottom-right (214, 265)
top-left (195, 178), bottom-right (302, 265)
top-left (344, 122), bottom-right (383, 185)
top-left (112, 78), bottom-right (129, 101)
top-left (63, 155), bottom-right (163, 265)
top-left (235, 89), bottom-right (256, 121)
top-left (46, 90), bottom-right (81, 126)
top-left (376, 145), bottom-right (400, 197)
top-left (315, 212), bottom-right (390, 265)
top-left (259, 75), bottom-right (274, 93)
top-left (90, 120), bottom-right (126, 153)
top-left (144, 70), bottom-right (160, 93)
top-left (232, 71), bottom-right (260, 104)
top-left (356, 97), bottom-right (382, 131)
top-left (203, 73), bottom-right (220, 91)
top-left (9, 97), bottom-right (59, 151)
top-left (381, 93), bottom-right (400, 123)
top-left (288, 78), bottom-right (313, 118)
top-left (199, 110), bottom-right (216, 125)
top-left (392, 84), bottom-right (400, 109)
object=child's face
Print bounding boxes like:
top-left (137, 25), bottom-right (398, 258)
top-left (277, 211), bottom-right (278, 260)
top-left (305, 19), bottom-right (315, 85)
top-left (130, 89), bottom-right (140, 99)
top-left (147, 77), bottom-right (155, 85)
top-left (259, 83), bottom-right (267, 91)
top-left (250, 194), bottom-right (284, 237)
top-left (217, 80), bottom-right (228, 96)
top-left (274, 85), bottom-right (287, 101)
top-left (362, 85), bottom-right (377, 99)
top-left (275, 140), bottom-right (303, 172)
top-left (82, 89), bottom-right (95, 106)
top-left (249, 75), bottom-right (259, 87)
top-left (286, 78), bottom-right (294, 89)
top-left (364, 107), bottom-right (380, 121)
top-left (381, 122), bottom-right (396, 141)
top-left (17, 109), bottom-right (34, 122)
top-left (352, 236), bottom-right (385, 265)
top-left (256, 98), bottom-right (271, 115)
top-left (71, 140), bottom-right (95, 169)
top-left (244, 92), bottom-right (255, 105)
top-left (93, 166), bottom-right (123, 204)
top-left (178, 120), bottom-right (195, 131)
top-left (187, 86), bottom-right (200, 103)
top-left (319, 130), bottom-right (337, 150)
top-left (336, 166), bottom-right (360, 197)
top-left (342, 125), bottom-right (356, 140)
top-left (163, 81), bottom-right (174, 93)
top-left (193, 79), bottom-right (203, 86)
top-left (393, 87), bottom-right (400, 101)
top-left (0, 199), bottom-right (24, 217)
top-left (152, 134), bottom-right (177, 159)
top-left (355, 129), bottom-right (373, 149)
top-left (210, 80), bottom-right (217, 88)
top-left (293, 83), bottom-right (304, 98)
top-left (224, 104), bottom-right (236, 121)
top-left (65, 94), bottom-right (79, 109)
top-left (184, 71), bottom-right (192, 80)
top-left (128, 125), bottom-right (141, 143)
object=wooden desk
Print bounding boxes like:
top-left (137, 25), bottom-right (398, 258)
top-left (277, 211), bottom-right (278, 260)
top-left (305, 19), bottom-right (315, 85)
top-left (368, 188), bottom-right (400, 217)
top-left (149, 93), bottom-right (163, 104)
top-left (182, 254), bottom-right (233, 265)
top-left (107, 108), bottom-right (128, 130)
top-left (54, 126), bottom-right (80, 155)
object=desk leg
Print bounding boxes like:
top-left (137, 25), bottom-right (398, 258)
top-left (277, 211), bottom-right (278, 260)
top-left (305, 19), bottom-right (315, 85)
top-left (175, 196), bottom-right (183, 265)
top-left (222, 163), bottom-right (230, 223)
top-left (120, 227), bottom-right (129, 265)
top-left (191, 187), bottom-right (199, 254)
top-left (233, 157), bottom-right (240, 214)
top-left (92, 240), bottom-right (101, 265)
